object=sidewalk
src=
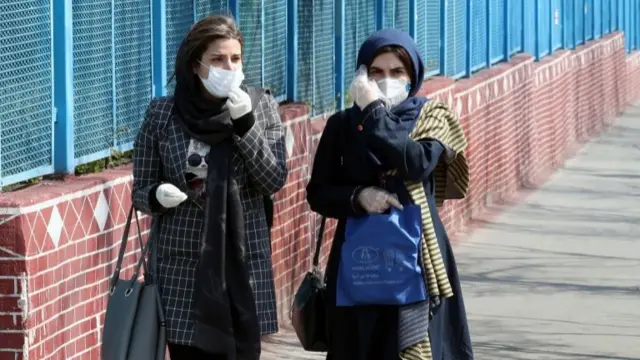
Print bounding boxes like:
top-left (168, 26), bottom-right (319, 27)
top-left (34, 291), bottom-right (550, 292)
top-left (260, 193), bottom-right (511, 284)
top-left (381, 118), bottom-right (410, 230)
top-left (261, 105), bottom-right (640, 359)
top-left (457, 104), bottom-right (640, 359)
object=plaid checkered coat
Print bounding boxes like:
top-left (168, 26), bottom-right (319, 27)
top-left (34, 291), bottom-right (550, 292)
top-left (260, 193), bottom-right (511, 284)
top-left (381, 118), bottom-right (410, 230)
top-left (131, 92), bottom-right (287, 345)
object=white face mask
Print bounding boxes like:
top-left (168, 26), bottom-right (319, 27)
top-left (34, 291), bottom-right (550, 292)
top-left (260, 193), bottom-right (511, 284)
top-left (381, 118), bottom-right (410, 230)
top-left (376, 77), bottom-right (410, 107)
top-left (199, 63), bottom-right (244, 97)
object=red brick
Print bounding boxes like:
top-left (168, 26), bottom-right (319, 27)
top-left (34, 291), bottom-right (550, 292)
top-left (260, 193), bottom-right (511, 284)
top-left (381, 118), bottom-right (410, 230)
top-left (0, 351), bottom-right (21, 360)
top-left (0, 278), bottom-right (16, 295)
top-left (0, 314), bottom-right (22, 330)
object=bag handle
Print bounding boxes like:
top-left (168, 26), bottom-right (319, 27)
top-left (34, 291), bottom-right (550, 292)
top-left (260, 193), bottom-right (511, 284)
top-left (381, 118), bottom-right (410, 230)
top-left (109, 205), bottom-right (135, 291)
top-left (312, 217), bottom-right (326, 269)
top-left (108, 205), bottom-right (151, 294)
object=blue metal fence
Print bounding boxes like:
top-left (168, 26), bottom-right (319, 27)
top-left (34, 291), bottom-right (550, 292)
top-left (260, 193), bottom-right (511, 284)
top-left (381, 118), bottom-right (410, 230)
top-left (1, 0), bottom-right (640, 187)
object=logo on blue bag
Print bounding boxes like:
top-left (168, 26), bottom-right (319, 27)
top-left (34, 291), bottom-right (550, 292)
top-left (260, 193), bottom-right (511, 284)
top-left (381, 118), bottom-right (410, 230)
top-left (383, 250), bottom-right (406, 272)
top-left (352, 247), bottom-right (379, 264)
top-left (383, 249), bottom-right (395, 271)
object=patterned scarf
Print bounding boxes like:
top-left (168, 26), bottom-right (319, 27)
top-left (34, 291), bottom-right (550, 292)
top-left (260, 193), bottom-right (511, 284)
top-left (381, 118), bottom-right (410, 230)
top-left (390, 101), bottom-right (469, 360)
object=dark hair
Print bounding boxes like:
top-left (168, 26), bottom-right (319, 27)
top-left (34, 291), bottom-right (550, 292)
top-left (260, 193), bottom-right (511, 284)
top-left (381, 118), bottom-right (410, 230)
top-left (170, 15), bottom-right (243, 86)
top-left (369, 45), bottom-right (415, 83)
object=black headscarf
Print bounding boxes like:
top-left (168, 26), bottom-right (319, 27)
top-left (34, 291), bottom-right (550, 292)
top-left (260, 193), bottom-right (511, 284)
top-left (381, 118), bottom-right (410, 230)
top-left (173, 48), bottom-right (235, 144)
top-left (173, 42), bottom-right (261, 360)
top-left (346, 29), bottom-right (430, 172)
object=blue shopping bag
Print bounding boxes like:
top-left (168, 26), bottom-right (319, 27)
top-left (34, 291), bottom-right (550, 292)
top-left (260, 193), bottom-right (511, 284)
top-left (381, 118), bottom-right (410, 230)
top-left (336, 204), bottom-right (428, 307)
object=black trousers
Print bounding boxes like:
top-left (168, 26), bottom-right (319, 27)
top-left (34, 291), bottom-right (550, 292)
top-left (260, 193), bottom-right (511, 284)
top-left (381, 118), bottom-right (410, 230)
top-left (167, 343), bottom-right (228, 360)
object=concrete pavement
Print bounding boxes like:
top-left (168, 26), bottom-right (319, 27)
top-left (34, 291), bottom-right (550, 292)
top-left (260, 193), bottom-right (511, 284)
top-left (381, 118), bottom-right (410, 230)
top-left (457, 104), bottom-right (640, 359)
top-left (261, 105), bottom-right (640, 359)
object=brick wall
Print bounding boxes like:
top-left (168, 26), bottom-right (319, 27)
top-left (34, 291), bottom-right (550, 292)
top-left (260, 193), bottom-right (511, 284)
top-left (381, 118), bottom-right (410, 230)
top-left (0, 33), bottom-right (637, 360)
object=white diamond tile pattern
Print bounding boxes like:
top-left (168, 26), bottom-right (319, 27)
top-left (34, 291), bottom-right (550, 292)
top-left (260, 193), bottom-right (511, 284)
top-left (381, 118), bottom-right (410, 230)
top-left (94, 191), bottom-right (109, 232)
top-left (285, 125), bottom-right (295, 158)
top-left (47, 206), bottom-right (63, 248)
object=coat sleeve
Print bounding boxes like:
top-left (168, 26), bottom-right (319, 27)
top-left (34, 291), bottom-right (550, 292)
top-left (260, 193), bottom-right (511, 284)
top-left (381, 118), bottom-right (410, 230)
top-left (361, 100), bottom-right (445, 181)
top-left (306, 113), bottom-right (368, 219)
top-left (233, 93), bottom-right (288, 195)
top-left (132, 101), bottom-right (167, 215)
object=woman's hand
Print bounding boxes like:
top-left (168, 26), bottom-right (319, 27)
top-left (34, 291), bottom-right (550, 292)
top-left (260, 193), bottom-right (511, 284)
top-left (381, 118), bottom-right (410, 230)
top-left (226, 87), bottom-right (252, 119)
top-left (357, 187), bottom-right (403, 214)
top-left (349, 65), bottom-right (380, 109)
top-left (155, 183), bottom-right (188, 208)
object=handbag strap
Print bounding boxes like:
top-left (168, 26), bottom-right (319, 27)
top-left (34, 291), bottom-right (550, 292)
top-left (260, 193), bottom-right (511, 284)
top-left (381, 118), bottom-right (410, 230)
top-left (108, 205), bottom-right (152, 292)
top-left (312, 217), bottom-right (326, 268)
top-left (109, 205), bottom-right (136, 290)
top-left (131, 209), bottom-right (152, 281)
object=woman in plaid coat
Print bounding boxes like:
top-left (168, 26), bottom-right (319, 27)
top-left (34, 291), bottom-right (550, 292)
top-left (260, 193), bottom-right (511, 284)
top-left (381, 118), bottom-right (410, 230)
top-left (132, 15), bottom-right (287, 360)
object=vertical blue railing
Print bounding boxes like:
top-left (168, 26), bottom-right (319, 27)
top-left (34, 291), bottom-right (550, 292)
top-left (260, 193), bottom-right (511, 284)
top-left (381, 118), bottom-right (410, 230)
top-left (286, 0), bottom-right (298, 100)
top-left (152, 0), bottom-right (167, 97)
top-left (334, 0), bottom-right (345, 110)
top-left (53, 0), bottom-right (75, 174)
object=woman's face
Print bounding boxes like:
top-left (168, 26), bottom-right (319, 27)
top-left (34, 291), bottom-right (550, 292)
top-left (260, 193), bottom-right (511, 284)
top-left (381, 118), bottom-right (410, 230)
top-left (194, 38), bottom-right (242, 78)
top-left (368, 52), bottom-right (411, 83)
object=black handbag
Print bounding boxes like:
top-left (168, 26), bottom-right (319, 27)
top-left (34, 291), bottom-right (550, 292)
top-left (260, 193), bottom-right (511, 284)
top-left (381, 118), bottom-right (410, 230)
top-left (291, 216), bottom-right (329, 352)
top-left (101, 205), bottom-right (166, 360)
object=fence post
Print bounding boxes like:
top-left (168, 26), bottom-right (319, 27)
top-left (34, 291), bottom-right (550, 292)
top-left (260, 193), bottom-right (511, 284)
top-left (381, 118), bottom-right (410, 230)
top-left (633, 0), bottom-right (640, 50)
top-left (229, 0), bottom-right (239, 20)
top-left (260, 0), bottom-right (265, 86)
top-left (550, 0), bottom-right (555, 51)
top-left (634, 0), bottom-right (638, 50)
top-left (53, 0), bottom-right (75, 174)
top-left (627, 0), bottom-right (631, 52)
top-left (486, 0), bottom-right (492, 67)
top-left (535, 0), bottom-right (541, 60)
top-left (440, 0), bottom-right (447, 75)
top-left (286, 0), bottom-right (298, 101)
top-left (335, 0), bottom-right (345, 110)
top-left (522, 0), bottom-right (526, 53)
top-left (152, 0), bottom-right (167, 97)
top-left (376, 0), bottom-right (385, 29)
top-left (409, 0), bottom-right (417, 39)
top-left (593, 0), bottom-right (596, 40)
top-left (505, 0), bottom-right (511, 61)
top-left (465, 0), bottom-right (472, 76)
top-left (111, 0), bottom-right (117, 148)
top-left (596, 0), bottom-right (598, 38)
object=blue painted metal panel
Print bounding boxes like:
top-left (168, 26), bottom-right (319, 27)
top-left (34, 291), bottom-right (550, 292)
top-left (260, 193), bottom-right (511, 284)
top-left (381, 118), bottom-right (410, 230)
top-left (509, 0), bottom-right (523, 54)
top-left (376, 0), bottom-right (384, 29)
top-left (152, 0), bottom-right (167, 97)
top-left (552, 0), bottom-right (563, 50)
top-left (53, 0), bottom-right (74, 174)
top-left (471, 0), bottom-right (488, 70)
top-left (489, 0), bottom-right (506, 63)
top-left (287, 0), bottom-right (298, 100)
top-left (335, 0), bottom-right (345, 110)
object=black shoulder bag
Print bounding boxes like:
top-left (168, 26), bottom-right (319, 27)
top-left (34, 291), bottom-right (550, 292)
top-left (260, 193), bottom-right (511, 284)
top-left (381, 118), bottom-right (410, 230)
top-left (101, 206), bottom-right (166, 360)
top-left (290, 216), bottom-right (329, 352)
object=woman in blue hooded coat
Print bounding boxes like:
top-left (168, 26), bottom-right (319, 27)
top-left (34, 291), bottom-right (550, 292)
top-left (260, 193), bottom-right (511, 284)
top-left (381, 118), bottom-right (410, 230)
top-left (306, 29), bottom-right (474, 360)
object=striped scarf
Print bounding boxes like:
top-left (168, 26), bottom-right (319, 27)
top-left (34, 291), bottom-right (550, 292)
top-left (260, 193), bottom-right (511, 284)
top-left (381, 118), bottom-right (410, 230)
top-left (391, 101), bottom-right (470, 360)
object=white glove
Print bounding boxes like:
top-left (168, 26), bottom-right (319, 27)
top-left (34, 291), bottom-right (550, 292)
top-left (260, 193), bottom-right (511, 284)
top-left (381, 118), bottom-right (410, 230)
top-left (155, 183), bottom-right (188, 208)
top-left (349, 65), bottom-right (381, 109)
top-left (357, 187), bottom-right (403, 214)
top-left (226, 87), bottom-right (252, 119)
